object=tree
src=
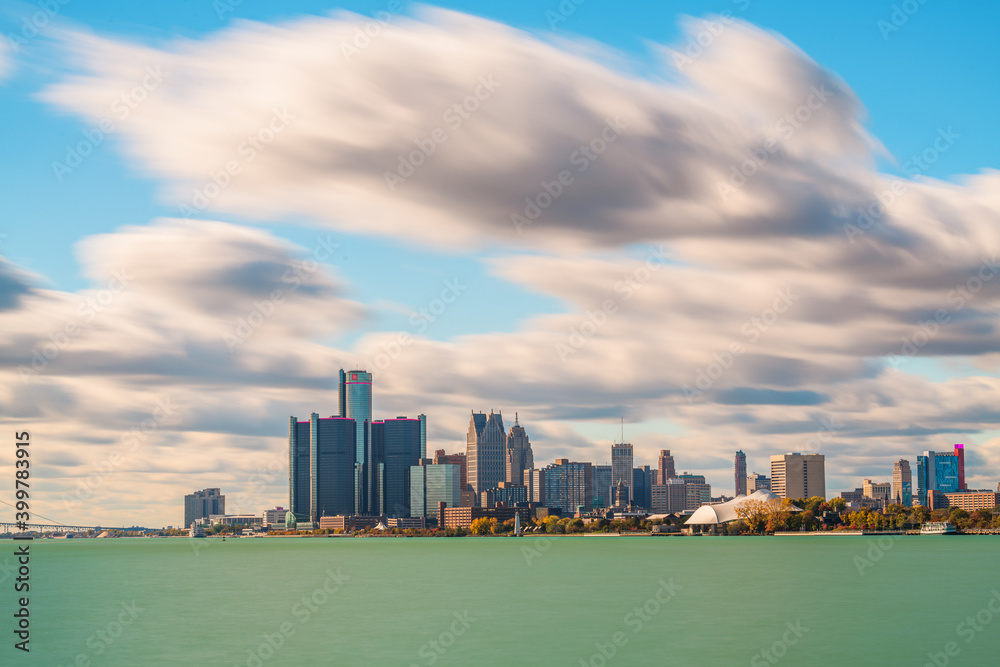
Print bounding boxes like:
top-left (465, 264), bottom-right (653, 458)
top-left (470, 517), bottom-right (497, 536)
top-left (735, 498), bottom-right (775, 534)
top-left (828, 497), bottom-right (847, 513)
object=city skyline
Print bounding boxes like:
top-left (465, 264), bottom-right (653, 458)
top-left (2, 2), bottom-right (999, 528)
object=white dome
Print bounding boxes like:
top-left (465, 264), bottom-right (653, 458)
top-left (686, 489), bottom-right (792, 524)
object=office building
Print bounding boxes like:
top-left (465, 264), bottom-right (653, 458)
top-left (263, 507), bottom-right (289, 527)
top-left (941, 491), bottom-right (999, 512)
top-left (434, 449), bottom-right (474, 506)
top-left (542, 459), bottom-right (593, 513)
top-left (685, 483), bottom-right (712, 511)
top-left (338, 369), bottom-right (373, 514)
top-left (611, 442), bottom-right (634, 504)
top-left (655, 450), bottom-right (676, 484)
top-left (735, 451), bottom-right (747, 497)
top-left (184, 488), bottom-right (225, 529)
top-left (916, 449), bottom-right (963, 506)
top-left (410, 461), bottom-right (462, 519)
top-left (439, 505), bottom-right (531, 529)
top-left (747, 473), bottom-right (770, 493)
top-left (862, 479), bottom-right (891, 507)
top-left (505, 414), bottom-right (534, 486)
top-left (289, 413), bottom-right (356, 523)
top-left (374, 416), bottom-right (423, 517)
top-left (632, 466), bottom-right (652, 510)
top-left (651, 479), bottom-right (688, 514)
top-left (770, 453), bottom-right (825, 500)
top-left (208, 514), bottom-right (262, 527)
top-left (418, 414), bottom-right (427, 460)
top-left (467, 410), bottom-right (506, 497)
top-left (592, 464), bottom-right (612, 509)
top-left (892, 460), bottom-right (912, 507)
top-left (526, 468), bottom-right (545, 504)
top-left (491, 482), bottom-right (528, 507)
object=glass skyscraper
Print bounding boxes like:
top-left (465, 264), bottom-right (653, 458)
top-left (339, 369), bottom-right (372, 513)
top-left (374, 417), bottom-right (423, 517)
top-left (916, 449), bottom-right (964, 505)
top-left (410, 462), bottom-right (462, 519)
top-left (289, 413), bottom-right (356, 523)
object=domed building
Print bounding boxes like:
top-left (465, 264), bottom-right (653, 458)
top-left (685, 489), bottom-right (797, 533)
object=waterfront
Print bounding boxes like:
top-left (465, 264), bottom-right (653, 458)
top-left (4, 536), bottom-right (999, 665)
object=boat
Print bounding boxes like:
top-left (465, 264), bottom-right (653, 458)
top-left (189, 524), bottom-right (206, 538)
top-left (920, 521), bottom-right (957, 535)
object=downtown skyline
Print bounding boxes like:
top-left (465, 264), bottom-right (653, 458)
top-left (1, 2), bottom-right (999, 528)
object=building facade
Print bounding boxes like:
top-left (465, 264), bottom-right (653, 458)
top-left (592, 464), bottom-right (612, 509)
top-left (338, 369), bottom-right (373, 514)
top-left (467, 411), bottom-right (506, 497)
top-left (611, 442), bottom-right (634, 503)
top-left (289, 414), bottom-right (356, 524)
top-left (892, 460), bottom-right (913, 507)
top-left (656, 450), bottom-right (676, 484)
top-left (747, 473), bottom-right (770, 493)
top-left (410, 461), bottom-right (462, 519)
top-left (374, 416), bottom-right (423, 517)
top-left (916, 448), bottom-right (965, 506)
top-left (505, 414), bottom-right (534, 486)
top-left (769, 453), bottom-right (825, 500)
top-left (734, 451), bottom-right (747, 497)
top-left (941, 491), bottom-right (998, 512)
top-left (542, 459), bottom-right (592, 513)
top-left (651, 479), bottom-right (687, 514)
top-left (632, 466), bottom-right (652, 511)
top-left (184, 488), bottom-right (225, 529)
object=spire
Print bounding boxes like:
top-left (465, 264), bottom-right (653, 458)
top-left (515, 412), bottom-right (519, 426)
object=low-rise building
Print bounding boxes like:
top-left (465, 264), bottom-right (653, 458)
top-left (318, 515), bottom-right (383, 532)
top-left (942, 491), bottom-right (999, 512)
top-left (438, 505), bottom-right (531, 529)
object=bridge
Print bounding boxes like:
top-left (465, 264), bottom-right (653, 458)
top-left (0, 523), bottom-right (151, 534)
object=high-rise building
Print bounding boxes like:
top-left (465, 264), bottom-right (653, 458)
top-left (289, 414), bottom-right (356, 523)
top-left (770, 453), bottom-right (825, 500)
top-left (410, 461), bottom-right (462, 519)
top-left (651, 479), bottom-right (687, 514)
top-left (955, 444), bottom-right (966, 491)
top-left (184, 488), bottom-right (225, 528)
top-left (747, 472), bottom-right (770, 493)
top-left (611, 442), bottom-right (634, 503)
top-left (505, 414), bottom-right (534, 486)
top-left (374, 416), bottom-right (423, 517)
top-left (916, 450), bottom-right (962, 505)
top-left (685, 483), bottom-right (711, 511)
top-left (338, 369), bottom-right (372, 514)
top-left (542, 459), bottom-right (592, 513)
top-left (734, 451), bottom-right (747, 496)
top-left (434, 449), bottom-right (473, 507)
top-left (527, 468), bottom-right (545, 504)
top-left (632, 466), bottom-right (652, 510)
top-left (862, 479), bottom-right (891, 507)
top-left (892, 460), bottom-right (913, 507)
top-left (467, 411), bottom-right (506, 498)
top-left (418, 414), bottom-right (427, 460)
top-left (655, 450), bottom-right (676, 484)
top-left (592, 464), bottom-right (612, 509)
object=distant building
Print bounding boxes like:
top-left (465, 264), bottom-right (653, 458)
top-left (505, 414), bottom-right (534, 486)
top-left (263, 507), bottom-right (289, 527)
top-left (374, 416), bottom-right (423, 517)
top-left (418, 414), bottom-right (427, 460)
top-left (438, 505), bottom-right (530, 529)
top-left (542, 459), bottom-right (593, 513)
top-left (410, 461), bottom-right (462, 519)
top-left (734, 451), bottom-right (747, 497)
top-left (526, 468), bottom-right (545, 505)
top-left (592, 465), bottom-right (612, 509)
top-left (655, 450), bottom-right (676, 484)
top-left (632, 466), bottom-right (652, 510)
top-left (916, 448), bottom-right (965, 506)
top-left (319, 515), bottom-right (382, 532)
top-left (770, 453), bottom-right (825, 500)
top-left (941, 491), bottom-right (999, 512)
top-left (467, 411), bottom-right (506, 498)
top-left (651, 479), bottom-right (688, 514)
top-left (862, 479), bottom-right (891, 508)
top-left (892, 460), bottom-right (913, 507)
top-left (208, 514), bottom-right (262, 527)
top-left (747, 473), bottom-right (770, 493)
top-left (685, 483), bottom-right (712, 511)
top-left (491, 482), bottom-right (527, 507)
top-left (611, 442), bottom-right (634, 504)
top-left (434, 449), bottom-right (474, 507)
top-left (184, 488), bottom-right (225, 529)
top-left (338, 369), bottom-right (373, 514)
top-left (388, 517), bottom-right (426, 530)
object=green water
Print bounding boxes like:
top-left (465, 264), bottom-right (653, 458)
top-left (2, 535), bottom-right (999, 666)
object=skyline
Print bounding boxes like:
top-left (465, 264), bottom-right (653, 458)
top-left (2, 1), bottom-right (1000, 528)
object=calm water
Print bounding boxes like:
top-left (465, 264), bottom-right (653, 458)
top-left (2, 535), bottom-right (999, 666)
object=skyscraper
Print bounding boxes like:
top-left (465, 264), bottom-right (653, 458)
top-left (632, 466), bottom-right (652, 510)
top-left (289, 414), bottom-right (357, 524)
top-left (505, 413), bottom-right (534, 486)
top-left (769, 453), bottom-right (825, 500)
top-left (184, 488), bottom-right (225, 528)
top-left (339, 369), bottom-right (372, 513)
top-left (655, 450), bottom-right (676, 484)
top-left (434, 449), bottom-right (473, 507)
top-left (955, 444), bottom-right (966, 491)
top-left (892, 459), bottom-right (912, 507)
top-left (734, 451), bottom-right (747, 496)
top-left (542, 459), bottom-right (592, 513)
top-left (916, 450), bottom-right (962, 505)
top-left (375, 416), bottom-right (423, 517)
top-left (592, 464), bottom-right (612, 509)
top-left (410, 460), bottom-right (461, 520)
top-left (418, 414), bottom-right (427, 460)
top-left (611, 442), bottom-right (634, 505)
top-left (467, 410), bottom-right (506, 497)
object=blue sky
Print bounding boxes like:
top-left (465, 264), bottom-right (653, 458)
top-left (1, 0), bottom-right (999, 524)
